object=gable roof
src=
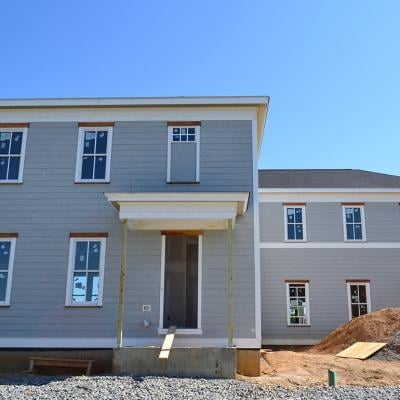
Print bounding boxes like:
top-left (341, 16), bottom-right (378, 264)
top-left (258, 169), bottom-right (400, 189)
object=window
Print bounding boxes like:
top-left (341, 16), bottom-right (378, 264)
top-left (75, 126), bottom-right (113, 182)
top-left (347, 281), bottom-right (371, 319)
top-left (0, 128), bottom-right (28, 183)
top-left (65, 236), bottom-right (106, 306)
top-left (0, 237), bottom-right (17, 306)
top-left (286, 282), bottom-right (310, 326)
top-left (284, 205), bottom-right (306, 241)
top-left (342, 205), bottom-right (366, 241)
top-left (167, 124), bottom-right (200, 183)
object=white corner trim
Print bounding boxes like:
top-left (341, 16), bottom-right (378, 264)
top-left (260, 242), bottom-right (400, 248)
top-left (0, 237), bottom-right (17, 306)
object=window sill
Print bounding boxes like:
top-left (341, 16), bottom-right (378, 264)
top-left (65, 304), bottom-right (103, 308)
top-left (166, 181), bottom-right (200, 184)
top-left (344, 239), bottom-right (367, 243)
top-left (0, 303), bottom-right (10, 307)
top-left (74, 181), bottom-right (110, 184)
top-left (287, 324), bottom-right (310, 327)
top-left (0, 181), bottom-right (22, 185)
top-left (158, 328), bottom-right (202, 335)
top-left (284, 240), bottom-right (308, 243)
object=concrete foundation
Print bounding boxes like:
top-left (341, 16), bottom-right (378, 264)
top-left (113, 347), bottom-right (236, 378)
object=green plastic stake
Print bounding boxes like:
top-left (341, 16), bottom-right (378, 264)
top-left (328, 369), bottom-right (337, 387)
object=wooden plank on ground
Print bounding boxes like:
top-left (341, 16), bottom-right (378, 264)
top-left (159, 326), bottom-right (177, 360)
top-left (336, 342), bottom-right (386, 360)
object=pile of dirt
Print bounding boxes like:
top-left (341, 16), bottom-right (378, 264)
top-left (310, 307), bottom-right (400, 354)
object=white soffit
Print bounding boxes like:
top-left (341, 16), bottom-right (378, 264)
top-left (105, 192), bottom-right (249, 230)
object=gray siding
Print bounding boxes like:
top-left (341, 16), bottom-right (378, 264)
top-left (261, 249), bottom-right (400, 341)
top-left (0, 120), bottom-right (255, 343)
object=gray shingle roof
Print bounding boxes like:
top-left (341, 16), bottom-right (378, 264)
top-left (258, 169), bottom-right (400, 189)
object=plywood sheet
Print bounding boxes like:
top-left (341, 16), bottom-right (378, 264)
top-left (159, 326), bottom-right (177, 360)
top-left (336, 342), bottom-right (386, 360)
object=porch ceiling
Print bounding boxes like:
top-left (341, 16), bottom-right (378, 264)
top-left (104, 192), bottom-right (249, 230)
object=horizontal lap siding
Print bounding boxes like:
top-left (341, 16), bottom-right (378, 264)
top-left (261, 249), bottom-right (400, 341)
top-left (0, 120), bottom-right (255, 342)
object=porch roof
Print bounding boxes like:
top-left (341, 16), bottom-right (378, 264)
top-left (104, 192), bottom-right (249, 230)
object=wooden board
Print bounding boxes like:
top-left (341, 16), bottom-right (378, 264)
top-left (159, 326), bottom-right (176, 360)
top-left (336, 342), bottom-right (386, 360)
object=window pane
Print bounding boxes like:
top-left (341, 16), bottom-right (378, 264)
top-left (0, 157), bottom-right (8, 179)
top-left (74, 241), bottom-right (88, 270)
top-left (298, 287), bottom-right (305, 297)
top-left (0, 271), bottom-right (8, 302)
top-left (94, 156), bottom-right (106, 179)
top-left (345, 208), bottom-right (354, 223)
top-left (173, 134), bottom-right (180, 142)
top-left (353, 208), bottom-right (361, 223)
top-left (10, 132), bottom-right (23, 154)
top-left (86, 272), bottom-right (99, 301)
top-left (295, 224), bottom-right (303, 240)
top-left (0, 242), bottom-right (11, 269)
top-left (287, 224), bottom-right (295, 240)
top-left (181, 134), bottom-right (187, 142)
top-left (0, 132), bottom-right (11, 155)
top-left (352, 304), bottom-right (360, 318)
top-left (87, 241), bottom-right (101, 270)
top-left (295, 208), bottom-right (302, 223)
top-left (354, 224), bottom-right (363, 240)
top-left (7, 157), bottom-right (20, 180)
top-left (188, 134), bottom-right (195, 142)
top-left (350, 285), bottom-right (359, 303)
top-left (359, 304), bottom-right (368, 315)
top-left (83, 131), bottom-right (96, 154)
top-left (287, 208), bottom-right (294, 223)
top-left (95, 131), bottom-right (108, 154)
top-left (289, 287), bottom-right (296, 297)
top-left (81, 156), bottom-right (94, 179)
top-left (188, 128), bottom-right (195, 135)
top-left (173, 128), bottom-right (180, 135)
top-left (358, 285), bottom-right (367, 303)
top-left (72, 272), bottom-right (87, 302)
top-left (346, 224), bottom-right (354, 240)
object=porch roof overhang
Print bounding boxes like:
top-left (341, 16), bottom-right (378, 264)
top-left (105, 192), bottom-right (249, 230)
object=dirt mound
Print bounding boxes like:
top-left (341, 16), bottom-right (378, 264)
top-left (311, 308), bottom-right (400, 354)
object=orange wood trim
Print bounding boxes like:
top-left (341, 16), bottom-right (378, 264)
top-left (0, 233), bottom-right (18, 238)
top-left (283, 203), bottom-right (306, 206)
top-left (346, 279), bottom-right (370, 283)
top-left (70, 232), bottom-right (108, 238)
top-left (0, 123), bottom-right (29, 128)
top-left (161, 230), bottom-right (203, 236)
top-left (285, 279), bottom-right (309, 283)
top-left (167, 121), bottom-right (201, 127)
top-left (341, 202), bottom-right (365, 206)
top-left (78, 122), bottom-right (114, 127)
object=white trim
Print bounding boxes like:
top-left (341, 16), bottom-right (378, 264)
top-left (342, 205), bottom-right (366, 242)
top-left (259, 188), bottom-right (400, 193)
top-left (262, 338), bottom-right (319, 345)
top-left (75, 126), bottom-right (113, 183)
top-left (0, 337), bottom-right (261, 349)
top-left (260, 242), bottom-right (400, 249)
top-left (0, 237), bottom-right (17, 306)
top-left (167, 125), bottom-right (200, 183)
top-left (283, 205), bottom-right (307, 242)
top-left (286, 282), bottom-right (310, 326)
top-left (65, 237), bottom-right (107, 307)
top-left (0, 128), bottom-right (28, 183)
top-left (346, 281), bottom-right (371, 320)
top-left (252, 119), bottom-right (262, 341)
top-left (159, 234), bottom-right (202, 333)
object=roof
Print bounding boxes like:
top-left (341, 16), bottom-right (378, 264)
top-left (258, 169), bottom-right (400, 189)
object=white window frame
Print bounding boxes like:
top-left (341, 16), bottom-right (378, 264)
top-left (75, 126), bottom-right (113, 183)
top-left (284, 205), bottom-right (307, 242)
top-left (158, 234), bottom-right (202, 335)
top-left (286, 281), bottom-right (310, 326)
top-left (346, 281), bottom-right (371, 320)
top-left (65, 237), bottom-right (106, 307)
top-left (342, 205), bottom-right (366, 242)
top-left (0, 237), bottom-right (17, 306)
top-left (0, 128), bottom-right (28, 184)
top-left (167, 125), bottom-right (200, 183)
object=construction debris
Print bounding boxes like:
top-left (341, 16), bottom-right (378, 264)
top-left (159, 326), bottom-right (176, 360)
top-left (336, 342), bottom-right (386, 360)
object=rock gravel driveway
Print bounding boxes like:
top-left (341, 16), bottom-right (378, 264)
top-left (0, 375), bottom-right (399, 400)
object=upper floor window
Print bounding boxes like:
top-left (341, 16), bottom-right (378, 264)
top-left (75, 125), bottom-right (113, 183)
top-left (342, 205), bottom-right (365, 241)
top-left (0, 235), bottom-right (17, 306)
top-left (286, 281), bottom-right (310, 326)
top-left (0, 127), bottom-right (28, 183)
top-left (284, 205), bottom-right (306, 241)
top-left (65, 235), bottom-right (107, 306)
top-left (347, 281), bottom-right (370, 319)
top-left (167, 122), bottom-right (200, 183)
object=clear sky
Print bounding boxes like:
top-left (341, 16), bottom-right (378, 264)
top-left (1, 1), bottom-right (399, 174)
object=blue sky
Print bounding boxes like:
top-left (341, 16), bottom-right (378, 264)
top-left (1, 1), bottom-right (399, 174)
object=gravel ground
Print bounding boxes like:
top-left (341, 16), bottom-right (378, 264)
top-left (0, 375), bottom-right (399, 400)
top-left (371, 331), bottom-right (400, 361)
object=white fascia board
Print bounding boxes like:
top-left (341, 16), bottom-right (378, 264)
top-left (259, 188), bottom-right (400, 193)
top-left (260, 242), bottom-right (400, 248)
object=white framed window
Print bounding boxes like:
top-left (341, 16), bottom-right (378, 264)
top-left (65, 236), bottom-right (106, 306)
top-left (347, 281), bottom-right (371, 320)
top-left (286, 281), bottom-right (310, 326)
top-left (284, 205), bottom-right (307, 241)
top-left (75, 126), bottom-right (113, 182)
top-left (167, 124), bottom-right (200, 183)
top-left (0, 236), bottom-right (17, 306)
top-left (342, 205), bottom-right (366, 241)
top-left (0, 128), bottom-right (28, 183)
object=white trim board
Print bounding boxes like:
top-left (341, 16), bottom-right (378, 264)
top-left (0, 237), bottom-right (17, 306)
top-left (260, 242), bottom-right (400, 248)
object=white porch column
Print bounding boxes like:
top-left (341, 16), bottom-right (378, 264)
top-left (227, 219), bottom-right (233, 347)
top-left (117, 219), bottom-right (128, 348)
